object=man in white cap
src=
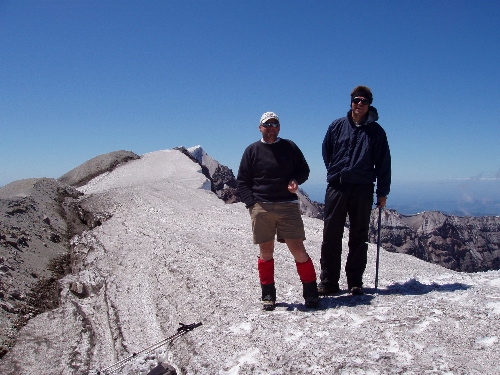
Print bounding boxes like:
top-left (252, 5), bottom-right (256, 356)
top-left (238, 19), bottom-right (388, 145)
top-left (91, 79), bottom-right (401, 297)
top-left (237, 112), bottom-right (319, 310)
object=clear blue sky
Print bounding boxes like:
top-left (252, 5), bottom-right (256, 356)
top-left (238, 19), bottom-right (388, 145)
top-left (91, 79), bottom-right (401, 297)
top-left (1, 1), bottom-right (499, 214)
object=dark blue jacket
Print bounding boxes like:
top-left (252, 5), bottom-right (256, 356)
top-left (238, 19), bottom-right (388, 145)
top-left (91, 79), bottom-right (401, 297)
top-left (322, 108), bottom-right (391, 197)
top-left (237, 138), bottom-right (310, 208)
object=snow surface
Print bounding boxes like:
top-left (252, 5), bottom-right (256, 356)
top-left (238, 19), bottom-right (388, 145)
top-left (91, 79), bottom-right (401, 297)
top-left (1, 149), bottom-right (499, 375)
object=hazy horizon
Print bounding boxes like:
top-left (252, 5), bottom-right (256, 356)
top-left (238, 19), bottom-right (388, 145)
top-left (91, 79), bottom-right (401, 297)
top-left (302, 179), bottom-right (500, 217)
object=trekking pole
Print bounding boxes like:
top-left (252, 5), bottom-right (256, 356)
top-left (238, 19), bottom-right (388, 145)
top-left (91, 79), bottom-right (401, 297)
top-left (375, 206), bottom-right (382, 290)
top-left (96, 322), bottom-right (202, 375)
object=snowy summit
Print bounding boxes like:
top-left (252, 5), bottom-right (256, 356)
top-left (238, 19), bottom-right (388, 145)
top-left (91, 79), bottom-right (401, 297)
top-left (1, 148), bottom-right (499, 375)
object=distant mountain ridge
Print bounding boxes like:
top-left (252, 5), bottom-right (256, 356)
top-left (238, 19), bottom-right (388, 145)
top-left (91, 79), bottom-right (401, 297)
top-left (368, 209), bottom-right (499, 272)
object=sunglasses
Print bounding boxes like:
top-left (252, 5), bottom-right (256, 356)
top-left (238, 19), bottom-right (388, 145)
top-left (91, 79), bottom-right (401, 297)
top-left (352, 97), bottom-right (370, 105)
top-left (261, 123), bottom-right (280, 128)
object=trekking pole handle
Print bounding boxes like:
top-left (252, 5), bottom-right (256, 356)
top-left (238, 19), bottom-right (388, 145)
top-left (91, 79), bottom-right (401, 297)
top-left (178, 322), bottom-right (202, 332)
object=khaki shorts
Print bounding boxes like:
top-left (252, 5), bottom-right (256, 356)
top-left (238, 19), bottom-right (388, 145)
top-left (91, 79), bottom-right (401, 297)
top-left (249, 202), bottom-right (305, 244)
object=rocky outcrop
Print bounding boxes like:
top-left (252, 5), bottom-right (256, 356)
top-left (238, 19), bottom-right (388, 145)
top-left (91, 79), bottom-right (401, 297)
top-left (181, 146), bottom-right (325, 216)
top-left (176, 146), bottom-right (239, 203)
top-left (0, 178), bottom-right (83, 355)
top-left (368, 209), bottom-right (500, 272)
top-left (58, 150), bottom-right (139, 187)
top-left (297, 188), bottom-right (324, 219)
top-left (0, 150), bottom-right (136, 357)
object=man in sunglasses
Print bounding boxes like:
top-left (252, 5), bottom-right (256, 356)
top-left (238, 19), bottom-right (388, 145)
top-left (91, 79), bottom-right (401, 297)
top-left (237, 111), bottom-right (319, 311)
top-left (319, 86), bottom-right (391, 296)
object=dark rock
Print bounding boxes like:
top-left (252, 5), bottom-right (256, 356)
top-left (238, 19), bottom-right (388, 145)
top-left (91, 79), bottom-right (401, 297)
top-left (69, 281), bottom-right (89, 299)
top-left (176, 146), bottom-right (239, 204)
top-left (368, 209), bottom-right (500, 272)
top-left (297, 188), bottom-right (324, 219)
top-left (0, 150), bottom-right (143, 358)
top-left (58, 150), bottom-right (140, 187)
top-left (179, 146), bottom-right (325, 218)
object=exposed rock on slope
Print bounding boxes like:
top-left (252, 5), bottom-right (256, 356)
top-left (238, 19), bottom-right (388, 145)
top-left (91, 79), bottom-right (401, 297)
top-left (297, 188), bottom-right (324, 219)
top-left (58, 150), bottom-right (139, 187)
top-left (0, 150), bottom-right (139, 357)
top-left (179, 145), bottom-right (324, 217)
top-left (176, 146), bottom-right (239, 203)
top-left (0, 178), bottom-right (84, 355)
top-left (369, 209), bottom-right (500, 272)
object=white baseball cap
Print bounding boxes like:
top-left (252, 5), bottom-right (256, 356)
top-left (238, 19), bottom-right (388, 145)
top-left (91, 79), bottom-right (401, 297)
top-left (260, 111), bottom-right (279, 125)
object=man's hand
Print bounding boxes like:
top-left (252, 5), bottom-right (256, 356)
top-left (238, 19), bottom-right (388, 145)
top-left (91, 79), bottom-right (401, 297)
top-left (376, 196), bottom-right (387, 208)
top-left (288, 179), bottom-right (298, 193)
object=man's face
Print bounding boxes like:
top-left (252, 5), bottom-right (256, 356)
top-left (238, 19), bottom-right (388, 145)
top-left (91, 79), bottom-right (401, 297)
top-left (259, 118), bottom-right (280, 141)
top-left (351, 96), bottom-right (370, 119)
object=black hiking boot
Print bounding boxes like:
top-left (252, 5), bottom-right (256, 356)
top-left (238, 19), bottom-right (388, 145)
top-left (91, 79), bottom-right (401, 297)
top-left (261, 283), bottom-right (276, 311)
top-left (262, 295), bottom-right (276, 311)
top-left (317, 282), bottom-right (340, 296)
top-left (303, 281), bottom-right (319, 308)
top-left (350, 286), bottom-right (364, 296)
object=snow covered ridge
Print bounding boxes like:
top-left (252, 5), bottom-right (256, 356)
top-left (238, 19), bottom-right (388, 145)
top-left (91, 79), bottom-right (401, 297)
top-left (0, 148), bottom-right (499, 375)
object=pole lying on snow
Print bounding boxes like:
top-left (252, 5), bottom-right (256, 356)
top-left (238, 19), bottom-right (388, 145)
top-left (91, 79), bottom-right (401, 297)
top-left (375, 206), bottom-right (382, 290)
top-left (96, 322), bottom-right (202, 375)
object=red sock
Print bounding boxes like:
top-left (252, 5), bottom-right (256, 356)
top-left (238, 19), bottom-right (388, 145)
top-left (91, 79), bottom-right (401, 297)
top-left (296, 258), bottom-right (317, 283)
top-left (258, 258), bottom-right (275, 285)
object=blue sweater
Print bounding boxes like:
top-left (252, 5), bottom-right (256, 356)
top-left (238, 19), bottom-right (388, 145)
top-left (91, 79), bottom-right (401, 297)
top-left (237, 139), bottom-right (310, 208)
top-left (322, 109), bottom-right (391, 197)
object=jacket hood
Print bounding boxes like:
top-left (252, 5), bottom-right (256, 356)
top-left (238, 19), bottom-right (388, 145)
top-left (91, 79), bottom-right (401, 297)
top-left (367, 106), bottom-right (379, 123)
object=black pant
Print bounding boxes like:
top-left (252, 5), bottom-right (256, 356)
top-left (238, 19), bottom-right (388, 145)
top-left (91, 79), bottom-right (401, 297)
top-left (320, 181), bottom-right (374, 288)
